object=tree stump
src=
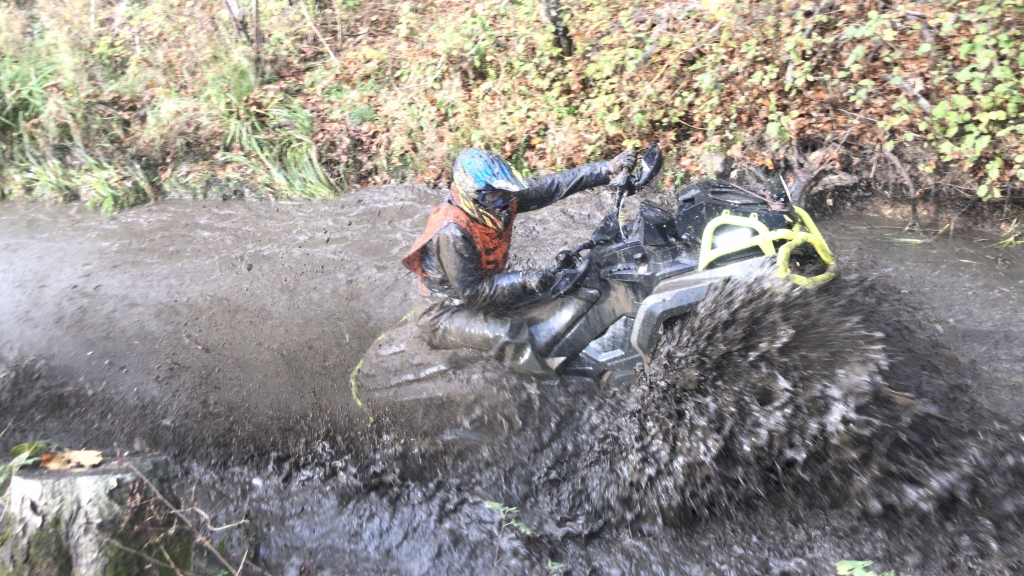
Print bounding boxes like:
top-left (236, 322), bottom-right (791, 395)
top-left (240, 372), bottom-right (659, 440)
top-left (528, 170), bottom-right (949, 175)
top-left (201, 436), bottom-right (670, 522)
top-left (1, 455), bottom-right (188, 576)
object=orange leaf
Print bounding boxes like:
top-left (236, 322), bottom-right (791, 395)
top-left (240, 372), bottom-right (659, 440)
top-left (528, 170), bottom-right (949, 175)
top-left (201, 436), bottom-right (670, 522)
top-left (41, 450), bottom-right (103, 471)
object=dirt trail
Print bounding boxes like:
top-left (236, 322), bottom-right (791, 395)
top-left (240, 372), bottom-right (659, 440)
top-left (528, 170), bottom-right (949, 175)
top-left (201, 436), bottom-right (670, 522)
top-left (2, 192), bottom-right (1020, 456)
top-left (0, 185), bottom-right (608, 458)
top-left (0, 187), bottom-right (434, 458)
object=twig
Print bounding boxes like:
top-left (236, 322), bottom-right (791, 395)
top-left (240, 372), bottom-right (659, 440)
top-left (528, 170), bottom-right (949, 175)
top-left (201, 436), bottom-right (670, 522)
top-left (493, 518), bottom-right (506, 572)
top-left (0, 421), bottom-right (11, 442)
top-left (222, 0), bottom-right (245, 42)
top-left (945, 202), bottom-right (974, 240)
top-left (252, 0), bottom-right (262, 76)
top-left (159, 542), bottom-right (187, 576)
top-left (882, 73), bottom-right (931, 114)
top-left (838, 108), bottom-right (878, 124)
top-left (104, 537), bottom-right (200, 576)
top-left (726, 182), bottom-right (787, 210)
top-left (235, 549), bottom-right (248, 576)
top-left (785, 128), bottom-right (850, 206)
top-left (125, 462), bottom-right (270, 576)
top-left (333, 0), bottom-right (343, 47)
top-left (300, 1), bottom-right (340, 66)
top-left (186, 495), bottom-right (250, 532)
top-left (809, 128), bottom-right (853, 181)
top-left (740, 128), bottom-right (766, 156)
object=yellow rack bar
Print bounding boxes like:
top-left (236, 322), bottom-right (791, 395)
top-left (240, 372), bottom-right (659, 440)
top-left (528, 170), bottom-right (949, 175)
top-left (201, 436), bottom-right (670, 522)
top-left (697, 206), bottom-right (837, 286)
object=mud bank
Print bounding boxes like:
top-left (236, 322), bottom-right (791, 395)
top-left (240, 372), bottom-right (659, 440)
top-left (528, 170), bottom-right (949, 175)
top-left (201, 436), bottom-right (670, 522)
top-left (2, 187), bottom-right (1024, 574)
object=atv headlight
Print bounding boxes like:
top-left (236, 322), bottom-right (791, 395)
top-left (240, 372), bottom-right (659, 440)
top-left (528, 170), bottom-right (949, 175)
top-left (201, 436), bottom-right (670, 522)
top-left (711, 225), bottom-right (755, 251)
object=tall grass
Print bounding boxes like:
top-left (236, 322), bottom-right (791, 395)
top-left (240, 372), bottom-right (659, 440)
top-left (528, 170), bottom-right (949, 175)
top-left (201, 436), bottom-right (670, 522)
top-left (0, 58), bottom-right (53, 135)
top-left (0, 0), bottom-right (340, 207)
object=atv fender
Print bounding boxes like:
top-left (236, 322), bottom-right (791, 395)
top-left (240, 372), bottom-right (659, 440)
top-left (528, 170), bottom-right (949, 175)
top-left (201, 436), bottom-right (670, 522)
top-left (630, 256), bottom-right (772, 366)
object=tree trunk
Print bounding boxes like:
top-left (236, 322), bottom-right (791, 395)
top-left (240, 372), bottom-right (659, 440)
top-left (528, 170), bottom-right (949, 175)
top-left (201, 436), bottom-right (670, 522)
top-left (538, 0), bottom-right (572, 57)
top-left (252, 0), bottom-right (262, 76)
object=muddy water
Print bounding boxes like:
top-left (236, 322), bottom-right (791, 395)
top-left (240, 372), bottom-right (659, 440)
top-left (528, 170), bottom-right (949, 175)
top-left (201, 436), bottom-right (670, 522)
top-left (2, 188), bottom-right (1023, 574)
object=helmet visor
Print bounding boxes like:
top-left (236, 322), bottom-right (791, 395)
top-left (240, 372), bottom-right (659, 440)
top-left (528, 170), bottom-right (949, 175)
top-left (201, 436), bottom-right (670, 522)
top-left (476, 186), bottom-right (513, 210)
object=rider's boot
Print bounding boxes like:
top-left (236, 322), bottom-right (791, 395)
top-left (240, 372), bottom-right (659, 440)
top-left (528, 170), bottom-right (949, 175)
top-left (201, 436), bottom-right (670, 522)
top-left (417, 301), bottom-right (555, 377)
top-left (487, 318), bottom-right (555, 377)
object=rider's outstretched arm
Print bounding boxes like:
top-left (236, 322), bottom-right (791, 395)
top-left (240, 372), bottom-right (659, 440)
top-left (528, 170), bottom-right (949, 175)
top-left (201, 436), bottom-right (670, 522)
top-left (434, 224), bottom-right (551, 310)
top-left (516, 149), bottom-right (637, 212)
top-left (516, 162), bottom-right (612, 213)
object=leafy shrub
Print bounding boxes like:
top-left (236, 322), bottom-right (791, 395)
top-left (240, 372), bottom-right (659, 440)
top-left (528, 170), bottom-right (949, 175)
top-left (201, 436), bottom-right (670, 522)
top-left (2, 0), bottom-right (1023, 210)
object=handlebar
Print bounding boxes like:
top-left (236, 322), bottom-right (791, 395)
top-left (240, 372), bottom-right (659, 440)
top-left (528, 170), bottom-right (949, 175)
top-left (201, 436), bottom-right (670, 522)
top-left (554, 240), bottom-right (596, 271)
top-left (550, 143), bottom-right (663, 289)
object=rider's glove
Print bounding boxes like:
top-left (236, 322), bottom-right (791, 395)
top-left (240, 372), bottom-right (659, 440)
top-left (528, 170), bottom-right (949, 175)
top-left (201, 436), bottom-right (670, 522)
top-left (607, 149), bottom-right (638, 176)
top-left (527, 268), bottom-right (557, 292)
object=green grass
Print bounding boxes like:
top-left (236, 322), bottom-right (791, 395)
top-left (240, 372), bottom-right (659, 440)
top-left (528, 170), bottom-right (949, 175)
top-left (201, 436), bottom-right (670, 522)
top-left (0, 57), bottom-right (54, 135)
top-left (0, 0), bottom-right (341, 208)
top-left (836, 560), bottom-right (898, 576)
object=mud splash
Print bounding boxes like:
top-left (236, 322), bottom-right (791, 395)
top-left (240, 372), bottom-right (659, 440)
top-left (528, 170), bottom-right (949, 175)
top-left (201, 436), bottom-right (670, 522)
top-left (189, 272), bottom-right (1024, 574)
top-left (526, 273), bottom-right (1024, 532)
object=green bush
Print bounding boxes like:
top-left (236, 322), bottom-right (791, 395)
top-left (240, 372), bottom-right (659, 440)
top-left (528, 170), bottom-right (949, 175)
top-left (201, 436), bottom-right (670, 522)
top-left (1, 0), bottom-right (1022, 210)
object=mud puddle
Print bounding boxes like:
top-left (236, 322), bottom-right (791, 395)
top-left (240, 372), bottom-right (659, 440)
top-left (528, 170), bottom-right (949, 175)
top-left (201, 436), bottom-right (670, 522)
top-left (2, 189), bottom-right (1023, 574)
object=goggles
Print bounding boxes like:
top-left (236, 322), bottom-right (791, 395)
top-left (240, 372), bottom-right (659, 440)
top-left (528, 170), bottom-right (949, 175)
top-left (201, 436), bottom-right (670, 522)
top-left (475, 186), bottom-right (514, 210)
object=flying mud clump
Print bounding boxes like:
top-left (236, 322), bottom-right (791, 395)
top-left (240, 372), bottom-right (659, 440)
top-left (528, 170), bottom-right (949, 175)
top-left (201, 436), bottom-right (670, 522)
top-left (535, 273), bottom-right (1021, 528)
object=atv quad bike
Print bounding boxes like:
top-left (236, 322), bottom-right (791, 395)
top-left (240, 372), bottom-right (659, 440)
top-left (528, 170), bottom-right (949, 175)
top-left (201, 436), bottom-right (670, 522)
top-left (352, 145), bottom-right (836, 436)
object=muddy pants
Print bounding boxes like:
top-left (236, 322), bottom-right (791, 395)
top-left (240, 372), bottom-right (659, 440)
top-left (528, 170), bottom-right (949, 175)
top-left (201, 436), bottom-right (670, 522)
top-left (413, 297), bottom-right (554, 377)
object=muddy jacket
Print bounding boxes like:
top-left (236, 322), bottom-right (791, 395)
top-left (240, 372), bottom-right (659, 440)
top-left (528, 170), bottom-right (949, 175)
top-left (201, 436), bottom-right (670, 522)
top-left (403, 161), bottom-right (612, 310)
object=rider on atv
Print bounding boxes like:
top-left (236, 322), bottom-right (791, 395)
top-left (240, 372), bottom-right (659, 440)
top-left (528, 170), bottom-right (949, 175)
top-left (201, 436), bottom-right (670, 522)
top-left (402, 148), bottom-right (637, 377)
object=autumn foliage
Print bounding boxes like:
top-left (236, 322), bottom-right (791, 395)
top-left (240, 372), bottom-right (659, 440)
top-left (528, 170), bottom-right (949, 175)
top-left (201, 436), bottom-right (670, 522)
top-left (1, 0), bottom-right (1022, 210)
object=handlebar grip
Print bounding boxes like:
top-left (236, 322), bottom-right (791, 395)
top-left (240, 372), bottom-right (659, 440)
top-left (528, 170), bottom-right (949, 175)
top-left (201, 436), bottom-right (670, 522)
top-left (554, 249), bottom-right (575, 270)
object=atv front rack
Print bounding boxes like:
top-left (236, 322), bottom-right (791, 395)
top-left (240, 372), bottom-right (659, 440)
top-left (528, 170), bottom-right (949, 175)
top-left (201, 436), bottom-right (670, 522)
top-left (697, 206), bottom-right (837, 286)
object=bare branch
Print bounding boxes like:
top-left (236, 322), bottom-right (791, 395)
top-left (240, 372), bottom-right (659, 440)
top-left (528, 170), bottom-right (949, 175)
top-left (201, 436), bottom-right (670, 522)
top-left (882, 74), bottom-right (931, 114)
top-left (252, 0), bottom-right (262, 76)
top-left (103, 537), bottom-right (200, 576)
top-left (882, 147), bottom-right (918, 227)
top-left (125, 462), bottom-right (270, 576)
top-left (301, 1), bottom-right (340, 66)
top-left (235, 549), bottom-right (249, 576)
top-left (538, 0), bottom-right (572, 56)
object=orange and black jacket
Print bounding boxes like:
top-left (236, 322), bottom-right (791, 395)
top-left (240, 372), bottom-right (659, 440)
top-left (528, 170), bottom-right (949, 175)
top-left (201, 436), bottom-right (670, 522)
top-left (405, 161), bottom-right (611, 311)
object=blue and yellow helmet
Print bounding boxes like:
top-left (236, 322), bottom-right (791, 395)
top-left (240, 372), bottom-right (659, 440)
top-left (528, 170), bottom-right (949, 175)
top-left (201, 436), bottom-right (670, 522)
top-left (451, 148), bottom-right (526, 230)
